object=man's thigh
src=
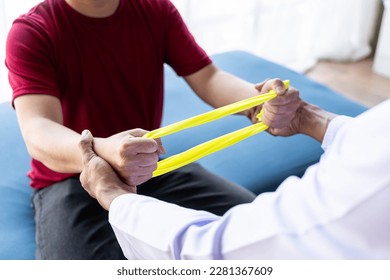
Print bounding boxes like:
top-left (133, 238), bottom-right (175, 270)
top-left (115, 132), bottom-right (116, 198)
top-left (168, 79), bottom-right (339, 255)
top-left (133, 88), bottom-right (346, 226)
top-left (139, 163), bottom-right (256, 216)
top-left (32, 178), bottom-right (126, 260)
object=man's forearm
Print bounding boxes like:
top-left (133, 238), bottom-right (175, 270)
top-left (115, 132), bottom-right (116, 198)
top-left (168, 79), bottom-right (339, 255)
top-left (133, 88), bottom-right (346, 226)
top-left (22, 117), bottom-right (83, 173)
top-left (201, 71), bottom-right (258, 111)
top-left (185, 64), bottom-right (258, 116)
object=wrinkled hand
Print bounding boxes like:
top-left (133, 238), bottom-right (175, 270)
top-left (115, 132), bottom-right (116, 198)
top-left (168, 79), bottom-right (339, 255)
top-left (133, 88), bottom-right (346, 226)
top-left (248, 78), bottom-right (302, 137)
top-left (94, 129), bottom-right (165, 186)
top-left (79, 130), bottom-right (136, 210)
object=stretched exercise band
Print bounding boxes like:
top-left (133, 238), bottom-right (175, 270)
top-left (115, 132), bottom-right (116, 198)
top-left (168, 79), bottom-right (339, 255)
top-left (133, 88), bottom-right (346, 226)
top-left (144, 80), bottom-right (290, 177)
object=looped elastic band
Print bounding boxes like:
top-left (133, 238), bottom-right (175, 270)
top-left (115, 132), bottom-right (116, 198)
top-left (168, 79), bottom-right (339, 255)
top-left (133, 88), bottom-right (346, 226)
top-left (145, 80), bottom-right (290, 177)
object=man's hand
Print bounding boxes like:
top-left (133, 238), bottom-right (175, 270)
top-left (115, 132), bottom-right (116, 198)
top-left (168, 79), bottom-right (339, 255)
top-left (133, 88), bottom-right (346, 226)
top-left (93, 129), bottom-right (165, 186)
top-left (247, 78), bottom-right (302, 137)
top-left (79, 130), bottom-right (136, 210)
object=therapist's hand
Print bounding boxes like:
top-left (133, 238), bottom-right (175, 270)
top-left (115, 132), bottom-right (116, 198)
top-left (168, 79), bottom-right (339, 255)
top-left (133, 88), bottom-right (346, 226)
top-left (79, 130), bottom-right (136, 210)
top-left (251, 79), bottom-right (302, 137)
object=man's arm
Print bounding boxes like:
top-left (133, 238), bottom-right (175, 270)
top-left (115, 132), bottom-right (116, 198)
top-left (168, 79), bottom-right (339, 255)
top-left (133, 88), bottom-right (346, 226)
top-left (185, 63), bottom-right (336, 141)
top-left (14, 94), bottom-right (163, 185)
top-left (184, 64), bottom-right (302, 136)
top-left (14, 94), bottom-right (83, 173)
top-left (184, 63), bottom-right (260, 109)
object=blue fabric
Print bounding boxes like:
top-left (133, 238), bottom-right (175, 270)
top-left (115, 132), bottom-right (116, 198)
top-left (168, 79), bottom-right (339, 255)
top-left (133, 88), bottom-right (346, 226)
top-left (0, 102), bottom-right (35, 259)
top-left (0, 51), bottom-right (366, 259)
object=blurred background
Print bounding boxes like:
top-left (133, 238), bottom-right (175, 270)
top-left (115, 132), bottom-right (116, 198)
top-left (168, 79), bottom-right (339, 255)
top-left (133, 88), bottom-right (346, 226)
top-left (1, 0), bottom-right (390, 106)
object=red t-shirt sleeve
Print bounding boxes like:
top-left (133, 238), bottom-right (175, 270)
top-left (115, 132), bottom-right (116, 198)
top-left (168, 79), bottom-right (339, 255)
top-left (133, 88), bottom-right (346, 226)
top-left (6, 18), bottom-right (60, 106)
top-left (163, 1), bottom-right (212, 76)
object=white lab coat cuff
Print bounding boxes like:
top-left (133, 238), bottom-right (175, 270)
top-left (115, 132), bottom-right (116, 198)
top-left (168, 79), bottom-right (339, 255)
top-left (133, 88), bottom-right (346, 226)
top-left (321, 115), bottom-right (352, 151)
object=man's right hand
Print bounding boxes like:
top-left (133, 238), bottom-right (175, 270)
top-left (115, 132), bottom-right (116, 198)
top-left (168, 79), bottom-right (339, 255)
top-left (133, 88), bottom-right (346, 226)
top-left (93, 129), bottom-right (166, 186)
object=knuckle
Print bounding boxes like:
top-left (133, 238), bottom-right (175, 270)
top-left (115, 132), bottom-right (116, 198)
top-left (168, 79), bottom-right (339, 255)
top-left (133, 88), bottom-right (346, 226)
top-left (141, 141), bottom-right (158, 154)
top-left (151, 162), bottom-right (158, 171)
top-left (118, 147), bottom-right (128, 159)
top-left (131, 128), bottom-right (147, 137)
top-left (287, 88), bottom-right (299, 98)
top-left (118, 158), bottom-right (130, 172)
top-left (143, 163), bottom-right (157, 174)
top-left (118, 138), bottom-right (129, 151)
top-left (132, 128), bottom-right (143, 135)
top-left (151, 152), bottom-right (159, 163)
top-left (137, 153), bottom-right (158, 166)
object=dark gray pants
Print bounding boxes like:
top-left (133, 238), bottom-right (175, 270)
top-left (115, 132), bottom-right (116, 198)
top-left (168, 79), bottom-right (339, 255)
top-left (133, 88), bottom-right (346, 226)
top-left (32, 163), bottom-right (256, 259)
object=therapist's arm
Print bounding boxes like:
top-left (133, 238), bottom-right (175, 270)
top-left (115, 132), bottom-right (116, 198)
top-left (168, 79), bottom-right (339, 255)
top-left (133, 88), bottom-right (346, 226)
top-left (77, 103), bottom-right (341, 258)
top-left (293, 101), bottom-right (338, 142)
top-left (78, 100), bottom-right (334, 210)
top-left (80, 105), bottom-right (390, 259)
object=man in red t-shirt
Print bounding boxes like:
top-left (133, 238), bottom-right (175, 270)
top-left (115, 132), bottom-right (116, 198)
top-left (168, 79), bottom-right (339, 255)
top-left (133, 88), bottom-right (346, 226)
top-left (6, 0), bottom-right (300, 259)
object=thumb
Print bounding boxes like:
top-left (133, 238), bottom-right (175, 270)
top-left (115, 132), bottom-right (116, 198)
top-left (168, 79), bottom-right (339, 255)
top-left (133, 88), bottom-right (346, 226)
top-left (79, 130), bottom-right (96, 164)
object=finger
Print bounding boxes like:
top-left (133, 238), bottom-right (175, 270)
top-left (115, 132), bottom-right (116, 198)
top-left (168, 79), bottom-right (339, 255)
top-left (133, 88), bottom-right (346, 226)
top-left (128, 128), bottom-right (150, 138)
top-left (261, 112), bottom-right (293, 128)
top-left (79, 171), bottom-right (86, 188)
top-left (261, 78), bottom-right (286, 95)
top-left (79, 170), bottom-right (95, 198)
top-left (263, 98), bottom-right (300, 114)
top-left (254, 79), bottom-right (269, 91)
top-left (136, 162), bottom-right (158, 175)
top-left (266, 87), bottom-right (299, 106)
top-left (263, 114), bottom-right (295, 128)
top-left (126, 174), bottom-right (153, 186)
top-left (132, 152), bottom-right (159, 167)
top-left (122, 137), bottom-right (159, 154)
top-left (79, 130), bottom-right (96, 164)
top-left (128, 128), bottom-right (166, 154)
top-left (154, 137), bottom-right (167, 155)
top-left (262, 103), bottom-right (287, 116)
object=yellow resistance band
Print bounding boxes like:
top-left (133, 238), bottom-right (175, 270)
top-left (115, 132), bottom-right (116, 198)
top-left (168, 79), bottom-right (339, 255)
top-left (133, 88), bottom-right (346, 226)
top-left (145, 80), bottom-right (290, 177)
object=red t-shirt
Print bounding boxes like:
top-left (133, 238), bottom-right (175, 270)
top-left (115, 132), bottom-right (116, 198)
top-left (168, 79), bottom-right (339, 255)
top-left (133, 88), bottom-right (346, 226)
top-left (6, 0), bottom-right (211, 189)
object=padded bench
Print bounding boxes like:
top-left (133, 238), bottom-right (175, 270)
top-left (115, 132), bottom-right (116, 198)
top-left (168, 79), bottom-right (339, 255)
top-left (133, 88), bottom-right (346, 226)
top-left (0, 51), bottom-right (366, 259)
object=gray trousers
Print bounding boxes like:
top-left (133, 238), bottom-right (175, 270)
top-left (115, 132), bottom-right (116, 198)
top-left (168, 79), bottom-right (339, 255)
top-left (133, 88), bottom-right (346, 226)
top-left (32, 163), bottom-right (256, 259)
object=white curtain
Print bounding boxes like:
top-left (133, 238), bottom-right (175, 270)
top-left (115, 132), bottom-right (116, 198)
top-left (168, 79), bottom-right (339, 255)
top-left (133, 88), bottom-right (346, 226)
top-left (172, 0), bottom-right (382, 72)
top-left (0, 0), bottom-right (382, 103)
